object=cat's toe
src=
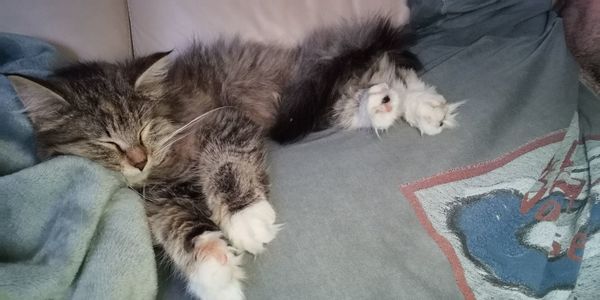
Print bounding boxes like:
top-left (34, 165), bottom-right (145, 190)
top-left (222, 200), bottom-right (280, 255)
top-left (367, 86), bottom-right (401, 130)
top-left (187, 232), bottom-right (245, 300)
top-left (370, 109), bottom-right (399, 130)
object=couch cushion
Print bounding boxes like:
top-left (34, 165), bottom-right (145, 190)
top-left (0, 0), bottom-right (132, 60)
top-left (127, 0), bottom-right (410, 56)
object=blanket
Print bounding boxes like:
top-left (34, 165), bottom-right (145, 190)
top-left (0, 34), bottom-right (156, 300)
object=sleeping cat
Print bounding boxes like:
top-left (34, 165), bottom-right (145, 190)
top-left (8, 16), bottom-right (459, 300)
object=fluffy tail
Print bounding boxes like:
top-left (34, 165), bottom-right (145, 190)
top-left (270, 16), bottom-right (422, 143)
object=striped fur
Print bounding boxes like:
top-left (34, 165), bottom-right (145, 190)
top-left (8, 15), bottom-right (426, 300)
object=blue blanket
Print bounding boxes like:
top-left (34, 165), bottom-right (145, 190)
top-left (0, 34), bottom-right (156, 300)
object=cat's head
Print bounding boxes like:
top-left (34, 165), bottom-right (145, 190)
top-left (8, 52), bottom-right (178, 186)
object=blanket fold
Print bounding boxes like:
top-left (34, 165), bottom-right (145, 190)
top-left (0, 33), bottom-right (156, 300)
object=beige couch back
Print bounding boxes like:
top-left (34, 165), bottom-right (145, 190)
top-left (0, 0), bottom-right (409, 60)
top-left (0, 0), bottom-right (132, 60)
top-left (128, 0), bottom-right (409, 56)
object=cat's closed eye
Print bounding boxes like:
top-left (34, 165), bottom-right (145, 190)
top-left (98, 140), bottom-right (125, 153)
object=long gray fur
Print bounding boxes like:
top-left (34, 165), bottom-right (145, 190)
top-left (7, 15), bottom-right (422, 300)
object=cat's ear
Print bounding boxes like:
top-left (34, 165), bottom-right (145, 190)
top-left (7, 75), bottom-right (69, 124)
top-left (134, 51), bottom-right (172, 93)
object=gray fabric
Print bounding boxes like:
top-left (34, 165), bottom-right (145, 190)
top-left (156, 0), bottom-right (596, 299)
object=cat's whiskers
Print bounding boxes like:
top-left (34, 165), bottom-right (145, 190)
top-left (159, 106), bottom-right (234, 144)
top-left (128, 186), bottom-right (149, 201)
top-left (156, 133), bottom-right (193, 157)
top-left (155, 106), bottom-right (235, 155)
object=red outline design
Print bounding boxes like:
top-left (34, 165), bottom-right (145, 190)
top-left (400, 130), bottom-right (567, 300)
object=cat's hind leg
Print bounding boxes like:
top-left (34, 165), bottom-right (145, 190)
top-left (186, 232), bottom-right (245, 300)
top-left (359, 82), bottom-right (403, 131)
top-left (333, 66), bottom-right (462, 136)
top-left (145, 193), bottom-right (245, 300)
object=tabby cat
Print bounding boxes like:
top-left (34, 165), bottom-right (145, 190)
top-left (8, 16), bottom-right (459, 300)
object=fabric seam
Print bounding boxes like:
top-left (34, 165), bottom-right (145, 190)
top-left (124, 0), bottom-right (135, 58)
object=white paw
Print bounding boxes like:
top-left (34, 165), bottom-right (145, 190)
top-left (361, 83), bottom-right (402, 130)
top-left (187, 232), bottom-right (245, 300)
top-left (403, 88), bottom-right (463, 136)
top-left (222, 200), bottom-right (280, 255)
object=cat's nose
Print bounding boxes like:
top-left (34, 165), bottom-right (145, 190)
top-left (126, 145), bottom-right (147, 171)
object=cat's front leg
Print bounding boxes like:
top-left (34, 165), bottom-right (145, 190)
top-left (199, 110), bottom-right (280, 255)
top-left (145, 196), bottom-right (245, 300)
top-left (218, 188), bottom-right (278, 255)
top-left (205, 158), bottom-right (279, 255)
